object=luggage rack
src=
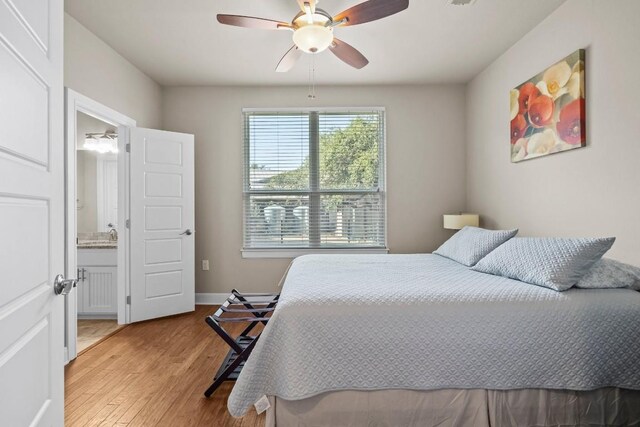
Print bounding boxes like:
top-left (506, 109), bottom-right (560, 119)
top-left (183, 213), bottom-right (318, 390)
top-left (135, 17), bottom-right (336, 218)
top-left (204, 289), bottom-right (280, 397)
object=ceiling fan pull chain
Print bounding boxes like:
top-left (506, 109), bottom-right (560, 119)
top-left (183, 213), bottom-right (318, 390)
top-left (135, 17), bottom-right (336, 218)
top-left (308, 54), bottom-right (316, 99)
top-left (312, 54), bottom-right (316, 99)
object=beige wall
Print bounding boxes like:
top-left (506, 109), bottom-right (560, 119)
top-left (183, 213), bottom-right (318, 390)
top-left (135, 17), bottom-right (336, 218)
top-left (64, 13), bottom-right (162, 128)
top-left (465, 0), bottom-right (640, 264)
top-left (162, 85), bottom-right (467, 293)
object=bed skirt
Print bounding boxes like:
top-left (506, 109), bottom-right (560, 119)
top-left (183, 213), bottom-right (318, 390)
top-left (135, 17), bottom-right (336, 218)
top-left (265, 388), bottom-right (640, 427)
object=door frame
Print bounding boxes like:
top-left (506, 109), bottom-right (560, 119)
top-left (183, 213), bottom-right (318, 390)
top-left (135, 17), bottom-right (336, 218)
top-left (64, 89), bottom-right (135, 363)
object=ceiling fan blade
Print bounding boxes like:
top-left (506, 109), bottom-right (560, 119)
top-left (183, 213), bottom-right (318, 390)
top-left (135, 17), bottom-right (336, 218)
top-left (276, 45), bottom-right (303, 72)
top-left (333, 0), bottom-right (409, 26)
top-left (217, 14), bottom-right (291, 30)
top-left (295, 0), bottom-right (317, 14)
top-left (329, 38), bottom-right (369, 69)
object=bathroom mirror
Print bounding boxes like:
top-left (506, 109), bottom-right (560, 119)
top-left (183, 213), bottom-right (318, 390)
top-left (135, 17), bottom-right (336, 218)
top-left (76, 112), bottom-right (118, 234)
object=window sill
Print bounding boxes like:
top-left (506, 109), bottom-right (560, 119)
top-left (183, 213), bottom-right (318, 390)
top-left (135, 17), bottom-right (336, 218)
top-left (241, 248), bottom-right (390, 259)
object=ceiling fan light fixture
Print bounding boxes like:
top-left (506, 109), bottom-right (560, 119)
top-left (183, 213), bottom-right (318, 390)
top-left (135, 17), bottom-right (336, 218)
top-left (218, 0), bottom-right (410, 71)
top-left (293, 25), bottom-right (333, 53)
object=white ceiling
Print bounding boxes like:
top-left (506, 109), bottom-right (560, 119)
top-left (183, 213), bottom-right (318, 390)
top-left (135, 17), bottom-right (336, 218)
top-left (65, 0), bottom-right (566, 86)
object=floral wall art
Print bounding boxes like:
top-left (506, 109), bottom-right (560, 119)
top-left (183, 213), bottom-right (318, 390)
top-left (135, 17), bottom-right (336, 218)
top-left (510, 49), bottom-right (585, 162)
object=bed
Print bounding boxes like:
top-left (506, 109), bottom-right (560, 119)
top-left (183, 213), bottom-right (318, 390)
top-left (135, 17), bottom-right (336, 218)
top-left (228, 254), bottom-right (640, 425)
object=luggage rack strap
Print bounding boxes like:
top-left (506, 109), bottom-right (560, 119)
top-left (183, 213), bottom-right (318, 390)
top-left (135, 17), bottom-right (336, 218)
top-left (220, 306), bottom-right (276, 314)
top-left (232, 291), bottom-right (280, 297)
top-left (210, 315), bottom-right (272, 323)
top-left (226, 296), bottom-right (279, 305)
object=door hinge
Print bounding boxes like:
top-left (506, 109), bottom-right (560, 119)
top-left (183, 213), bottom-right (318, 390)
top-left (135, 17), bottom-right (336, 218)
top-left (125, 143), bottom-right (131, 153)
top-left (126, 295), bottom-right (131, 305)
top-left (125, 219), bottom-right (130, 228)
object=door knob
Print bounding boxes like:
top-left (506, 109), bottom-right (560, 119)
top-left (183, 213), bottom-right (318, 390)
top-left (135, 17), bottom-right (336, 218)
top-left (180, 229), bottom-right (193, 236)
top-left (54, 274), bottom-right (77, 296)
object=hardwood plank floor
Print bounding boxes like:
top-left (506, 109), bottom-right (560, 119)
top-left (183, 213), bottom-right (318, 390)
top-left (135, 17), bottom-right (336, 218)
top-left (65, 305), bottom-right (266, 426)
top-left (77, 319), bottom-right (126, 354)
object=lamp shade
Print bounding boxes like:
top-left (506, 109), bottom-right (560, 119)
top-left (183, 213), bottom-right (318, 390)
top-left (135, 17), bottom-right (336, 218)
top-left (443, 214), bottom-right (479, 230)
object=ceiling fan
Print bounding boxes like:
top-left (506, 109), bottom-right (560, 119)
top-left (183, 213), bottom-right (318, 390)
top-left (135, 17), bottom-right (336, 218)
top-left (217, 0), bottom-right (409, 72)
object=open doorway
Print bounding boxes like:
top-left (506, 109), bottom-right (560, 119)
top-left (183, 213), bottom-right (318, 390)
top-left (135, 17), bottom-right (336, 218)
top-left (75, 111), bottom-right (124, 353)
top-left (65, 89), bottom-right (196, 363)
top-left (65, 89), bottom-right (136, 363)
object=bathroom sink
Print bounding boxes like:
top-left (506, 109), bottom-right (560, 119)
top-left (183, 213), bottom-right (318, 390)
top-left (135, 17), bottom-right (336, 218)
top-left (77, 240), bottom-right (117, 249)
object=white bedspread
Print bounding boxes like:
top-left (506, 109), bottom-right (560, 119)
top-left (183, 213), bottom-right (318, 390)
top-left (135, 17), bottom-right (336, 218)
top-left (228, 254), bottom-right (640, 416)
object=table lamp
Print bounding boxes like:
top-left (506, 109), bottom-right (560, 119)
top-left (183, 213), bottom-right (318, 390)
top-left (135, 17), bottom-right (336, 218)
top-left (443, 214), bottom-right (480, 230)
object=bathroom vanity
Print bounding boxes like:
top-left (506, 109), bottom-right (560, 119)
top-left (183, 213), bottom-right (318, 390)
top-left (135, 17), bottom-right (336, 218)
top-left (77, 237), bottom-right (117, 318)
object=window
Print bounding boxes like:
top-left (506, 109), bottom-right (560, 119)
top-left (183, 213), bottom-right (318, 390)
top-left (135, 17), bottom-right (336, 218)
top-left (243, 108), bottom-right (386, 255)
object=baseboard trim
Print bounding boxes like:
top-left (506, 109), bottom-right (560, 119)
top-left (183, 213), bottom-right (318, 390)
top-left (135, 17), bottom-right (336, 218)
top-left (195, 293), bottom-right (230, 305)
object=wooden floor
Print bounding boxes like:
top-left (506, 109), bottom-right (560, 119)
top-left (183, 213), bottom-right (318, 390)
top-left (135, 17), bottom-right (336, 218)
top-left (77, 319), bottom-right (126, 354)
top-left (65, 305), bottom-right (265, 426)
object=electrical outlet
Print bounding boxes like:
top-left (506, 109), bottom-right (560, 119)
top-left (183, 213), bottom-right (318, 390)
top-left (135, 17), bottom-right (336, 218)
top-left (202, 260), bottom-right (210, 271)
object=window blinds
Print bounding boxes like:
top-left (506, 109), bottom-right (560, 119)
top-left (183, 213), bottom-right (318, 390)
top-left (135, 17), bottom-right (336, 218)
top-left (243, 109), bottom-right (386, 249)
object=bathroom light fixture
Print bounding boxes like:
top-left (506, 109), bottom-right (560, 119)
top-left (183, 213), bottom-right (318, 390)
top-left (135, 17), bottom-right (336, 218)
top-left (84, 132), bottom-right (118, 154)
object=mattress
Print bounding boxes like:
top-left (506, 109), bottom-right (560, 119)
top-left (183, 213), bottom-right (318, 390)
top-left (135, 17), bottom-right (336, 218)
top-left (228, 254), bottom-right (640, 416)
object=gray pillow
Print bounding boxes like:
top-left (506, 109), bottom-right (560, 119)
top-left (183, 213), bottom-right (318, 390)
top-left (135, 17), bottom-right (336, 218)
top-left (576, 258), bottom-right (640, 290)
top-left (433, 226), bottom-right (518, 267)
top-left (472, 237), bottom-right (616, 291)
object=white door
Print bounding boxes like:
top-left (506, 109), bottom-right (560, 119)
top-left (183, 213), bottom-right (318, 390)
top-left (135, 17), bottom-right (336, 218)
top-left (128, 128), bottom-right (195, 322)
top-left (0, 0), bottom-right (65, 425)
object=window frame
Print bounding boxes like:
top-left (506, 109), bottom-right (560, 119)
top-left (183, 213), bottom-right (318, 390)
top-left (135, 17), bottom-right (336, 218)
top-left (241, 107), bottom-right (388, 258)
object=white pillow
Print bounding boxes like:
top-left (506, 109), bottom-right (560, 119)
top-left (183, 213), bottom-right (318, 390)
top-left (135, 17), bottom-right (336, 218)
top-left (472, 237), bottom-right (616, 291)
top-left (433, 226), bottom-right (518, 267)
top-left (576, 258), bottom-right (640, 290)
